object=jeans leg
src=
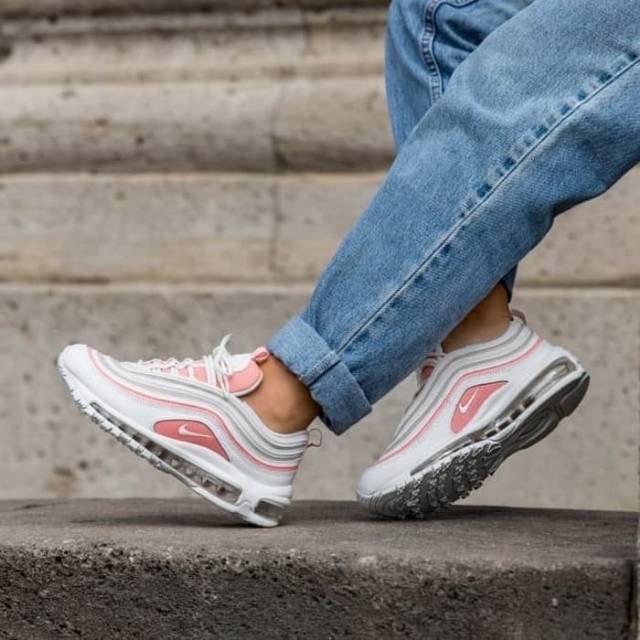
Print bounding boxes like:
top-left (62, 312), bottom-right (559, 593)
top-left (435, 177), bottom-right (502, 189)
top-left (385, 0), bottom-right (437, 149)
top-left (269, 0), bottom-right (640, 433)
top-left (387, 0), bottom-right (534, 298)
top-left (386, 0), bottom-right (535, 148)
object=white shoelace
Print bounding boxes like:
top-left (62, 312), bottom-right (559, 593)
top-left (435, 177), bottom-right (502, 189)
top-left (137, 334), bottom-right (236, 397)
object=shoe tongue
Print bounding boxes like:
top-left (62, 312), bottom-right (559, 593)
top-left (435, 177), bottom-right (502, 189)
top-left (228, 352), bottom-right (253, 372)
top-left (226, 347), bottom-right (269, 396)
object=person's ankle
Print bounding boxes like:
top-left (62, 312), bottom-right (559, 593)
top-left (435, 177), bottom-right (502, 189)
top-left (244, 355), bottom-right (320, 435)
top-left (442, 284), bottom-right (512, 353)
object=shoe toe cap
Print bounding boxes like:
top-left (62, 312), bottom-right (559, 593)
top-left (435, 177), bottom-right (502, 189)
top-left (58, 343), bottom-right (95, 379)
top-left (356, 460), bottom-right (397, 500)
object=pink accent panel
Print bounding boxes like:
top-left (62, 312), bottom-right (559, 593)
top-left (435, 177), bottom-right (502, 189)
top-left (153, 419), bottom-right (229, 460)
top-left (252, 347), bottom-right (270, 363)
top-left (192, 365), bottom-right (208, 384)
top-left (175, 363), bottom-right (207, 383)
top-left (87, 348), bottom-right (296, 472)
top-left (153, 351), bottom-right (268, 391)
top-left (379, 337), bottom-right (543, 463)
top-left (450, 381), bottom-right (508, 434)
top-left (228, 360), bottom-right (262, 394)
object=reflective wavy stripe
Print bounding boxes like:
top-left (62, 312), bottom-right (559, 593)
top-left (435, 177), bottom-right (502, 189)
top-left (91, 349), bottom-right (303, 472)
top-left (103, 355), bottom-right (307, 462)
top-left (386, 324), bottom-right (537, 455)
top-left (400, 322), bottom-right (529, 431)
top-left (380, 336), bottom-right (543, 463)
top-left (392, 330), bottom-right (536, 450)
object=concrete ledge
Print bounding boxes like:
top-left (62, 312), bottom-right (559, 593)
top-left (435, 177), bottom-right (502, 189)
top-left (0, 500), bottom-right (634, 639)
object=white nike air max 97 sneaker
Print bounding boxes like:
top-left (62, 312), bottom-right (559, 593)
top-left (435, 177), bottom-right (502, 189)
top-left (357, 316), bottom-right (589, 518)
top-left (57, 336), bottom-right (308, 527)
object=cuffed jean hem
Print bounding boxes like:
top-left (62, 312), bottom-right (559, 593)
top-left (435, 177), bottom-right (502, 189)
top-left (266, 316), bottom-right (372, 435)
top-left (501, 268), bottom-right (517, 301)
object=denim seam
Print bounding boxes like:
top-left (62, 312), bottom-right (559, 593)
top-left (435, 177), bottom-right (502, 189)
top-left (301, 350), bottom-right (341, 387)
top-left (420, 0), bottom-right (481, 103)
top-left (335, 48), bottom-right (640, 358)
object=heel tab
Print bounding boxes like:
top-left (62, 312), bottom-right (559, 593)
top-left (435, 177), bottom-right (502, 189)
top-left (251, 347), bottom-right (270, 363)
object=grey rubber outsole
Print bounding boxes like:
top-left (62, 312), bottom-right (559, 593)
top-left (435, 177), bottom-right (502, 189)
top-left (361, 371), bottom-right (590, 519)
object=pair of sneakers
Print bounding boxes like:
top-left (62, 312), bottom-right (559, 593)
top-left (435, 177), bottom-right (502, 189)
top-left (57, 315), bottom-right (589, 527)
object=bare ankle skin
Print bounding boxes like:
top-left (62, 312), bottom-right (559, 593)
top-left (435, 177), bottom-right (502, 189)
top-left (442, 283), bottom-right (512, 353)
top-left (244, 355), bottom-right (320, 434)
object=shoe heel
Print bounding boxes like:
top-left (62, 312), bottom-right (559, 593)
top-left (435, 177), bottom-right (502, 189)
top-left (508, 370), bottom-right (590, 452)
top-left (558, 371), bottom-right (590, 417)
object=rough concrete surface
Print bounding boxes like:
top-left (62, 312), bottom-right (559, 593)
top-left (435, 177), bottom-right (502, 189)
top-left (0, 499), bottom-right (635, 639)
top-left (0, 285), bottom-right (637, 510)
top-left (1, 170), bottom-right (638, 285)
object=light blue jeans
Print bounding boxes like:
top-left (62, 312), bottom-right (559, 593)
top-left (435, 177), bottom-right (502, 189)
top-left (268, 0), bottom-right (640, 434)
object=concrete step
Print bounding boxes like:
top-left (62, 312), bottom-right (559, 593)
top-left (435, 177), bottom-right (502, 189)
top-left (0, 78), bottom-right (390, 173)
top-left (0, 0), bottom-right (389, 18)
top-left (1, 169), bottom-right (638, 285)
top-left (0, 5), bottom-right (390, 173)
top-left (0, 499), bottom-right (635, 639)
top-left (0, 7), bottom-right (385, 85)
top-left (0, 284), bottom-right (637, 510)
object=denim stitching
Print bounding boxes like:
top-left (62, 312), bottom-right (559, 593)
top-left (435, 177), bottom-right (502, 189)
top-left (301, 350), bottom-right (340, 386)
top-left (336, 48), bottom-right (640, 358)
top-left (420, 0), bottom-right (482, 103)
top-left (460, 49), bottom-right (639, 214)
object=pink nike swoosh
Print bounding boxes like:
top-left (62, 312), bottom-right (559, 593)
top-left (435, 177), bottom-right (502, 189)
top-left (458, 389), bottom-right (478, 414)
top-left (450, 381), bottom-right (508, 434)
top-left (178, 424), bottom-right (214, 439)
top-left (153, 419), bottom-right (229, 460)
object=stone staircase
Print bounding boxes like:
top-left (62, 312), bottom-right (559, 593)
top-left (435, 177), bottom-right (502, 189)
top-left (0, 0), bottom-right (638, 513)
